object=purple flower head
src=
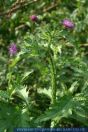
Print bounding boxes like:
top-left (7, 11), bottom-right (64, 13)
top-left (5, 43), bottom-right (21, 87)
top-left (9, 43), bottom-right (17, 56)
top-left (30, 15), bottom-right (38, 22)
top-left (63, 19), bottom-right (74, 29)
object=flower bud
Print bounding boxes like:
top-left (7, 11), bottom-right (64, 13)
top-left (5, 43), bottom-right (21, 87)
top-left (30, 15), bottom-right (38, 22)
top-left (9, 43), bottom-right (17, 56)
top-left (63, 19), bottom-right (74, 29)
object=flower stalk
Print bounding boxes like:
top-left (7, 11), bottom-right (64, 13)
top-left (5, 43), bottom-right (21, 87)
top-left (48, 43), bottom-right (56, 104)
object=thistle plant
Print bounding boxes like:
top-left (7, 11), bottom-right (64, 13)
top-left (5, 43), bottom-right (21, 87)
top-left (0, 0), bottom-right (88, 131)
top-left (5, 21), bottom-right (88, 129)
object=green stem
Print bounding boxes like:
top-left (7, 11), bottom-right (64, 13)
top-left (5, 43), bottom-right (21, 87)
top-left (47, 41), bottom-right (57, 127)
top-left (48, 46), bottom-right (56, 104)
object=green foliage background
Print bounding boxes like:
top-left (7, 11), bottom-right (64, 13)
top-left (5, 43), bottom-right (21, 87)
top-left (0, 0), bottom-right (88, 131)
